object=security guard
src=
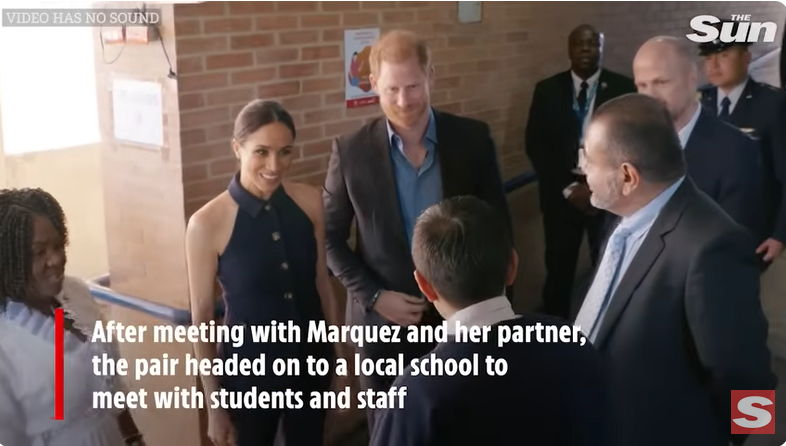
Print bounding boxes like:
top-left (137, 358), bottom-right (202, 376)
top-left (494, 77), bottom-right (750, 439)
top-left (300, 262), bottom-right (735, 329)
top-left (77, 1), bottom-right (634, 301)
top-left (698, 20), bottom-right (786, 270)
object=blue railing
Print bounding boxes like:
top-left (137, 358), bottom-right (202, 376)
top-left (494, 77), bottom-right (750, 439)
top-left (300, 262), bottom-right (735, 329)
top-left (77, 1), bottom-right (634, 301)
top-left (88, 169), bottom-right (539, 325)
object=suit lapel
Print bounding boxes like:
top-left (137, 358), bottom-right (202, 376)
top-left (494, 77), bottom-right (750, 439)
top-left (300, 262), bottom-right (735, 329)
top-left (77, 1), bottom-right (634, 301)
top-left (367, 119), bottom-right (409, 254)
top-left (593, 179), bottom-right (693, 348)
top-left (593, 69), bottom-right (614, 111)
top-left (433, 110), bottom-right (464, 198)
top-left (559, 71), bottom-right (582, 145)
top-left (701, 87), bottom-right (718, 116)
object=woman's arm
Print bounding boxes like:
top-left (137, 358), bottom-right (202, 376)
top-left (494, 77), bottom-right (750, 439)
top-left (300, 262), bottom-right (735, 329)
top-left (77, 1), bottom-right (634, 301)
top-left (184, 213), bottom-right (222, 401)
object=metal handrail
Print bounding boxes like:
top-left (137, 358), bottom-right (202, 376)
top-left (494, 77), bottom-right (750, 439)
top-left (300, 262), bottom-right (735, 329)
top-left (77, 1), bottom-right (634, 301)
top-left (88, 169), bottom-right (540, 325)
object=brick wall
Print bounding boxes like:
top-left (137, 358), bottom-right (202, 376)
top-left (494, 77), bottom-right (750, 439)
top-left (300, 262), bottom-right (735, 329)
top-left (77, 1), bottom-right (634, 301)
top-left (173, 1), bottom-right (786, 217)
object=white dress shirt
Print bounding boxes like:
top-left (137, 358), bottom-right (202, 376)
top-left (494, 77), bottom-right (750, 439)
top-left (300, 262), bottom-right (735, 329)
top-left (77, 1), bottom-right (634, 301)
top-left (717, 78), bottom-right (749, 115)
top-left (445, 295), bottom-right (517, 335)
top-left (678, 103), bottom-right (702, 149)
top-left (571, 69), bottom-right (601, 144)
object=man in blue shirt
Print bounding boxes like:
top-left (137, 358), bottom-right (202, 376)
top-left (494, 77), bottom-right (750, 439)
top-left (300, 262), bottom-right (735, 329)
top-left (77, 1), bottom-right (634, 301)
top-left (323, 29), bottom-right (511, 429)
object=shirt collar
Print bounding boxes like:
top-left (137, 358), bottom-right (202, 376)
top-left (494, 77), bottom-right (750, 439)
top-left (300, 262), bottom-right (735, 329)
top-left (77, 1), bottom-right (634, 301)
top-left (718, 77), bottom-right (749, 108)
top-left (386, 108), bottom-right (438, 149)
top-left (227, 172), bottom-right (285, 217)
top-left (618, 176), bottom-right (685, 238)
top-left (571, 68), bottom-right (601, 91)
top-left (678, 103), bottom-right (702, 149)
top-left (445, 295), bottom-right (516, 335)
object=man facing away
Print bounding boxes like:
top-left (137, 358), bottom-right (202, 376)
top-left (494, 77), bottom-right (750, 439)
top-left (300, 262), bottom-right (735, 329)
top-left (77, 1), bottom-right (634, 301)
top-left (633, 36), bottom-right (766, 240)
top-left (370, 196), bottom-right (607, 446)
top-left (574, 93), bottom-right (776, 446)
top-left (699, 20), bottom-right (786, 269)
top-left (525, 24), bottom-right (636, 319)
top-left (323, 29), bottom-right (512, 429)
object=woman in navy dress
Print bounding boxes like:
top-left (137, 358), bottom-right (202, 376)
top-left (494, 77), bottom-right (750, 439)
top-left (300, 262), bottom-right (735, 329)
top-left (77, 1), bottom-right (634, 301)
top-left (185, 100), bottom-right (341, 446)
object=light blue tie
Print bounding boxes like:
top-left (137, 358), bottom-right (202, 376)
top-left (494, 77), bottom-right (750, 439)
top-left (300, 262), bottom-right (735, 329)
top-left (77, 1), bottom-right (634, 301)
top-left (575, 226), bottom-right (630, 340)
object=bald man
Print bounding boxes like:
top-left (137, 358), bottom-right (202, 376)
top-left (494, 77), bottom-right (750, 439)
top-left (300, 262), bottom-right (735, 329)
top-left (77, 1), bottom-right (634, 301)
top-left (633, 36), bottom-right (766, 241)
top-left (525, 24), bottom-right (636, 320)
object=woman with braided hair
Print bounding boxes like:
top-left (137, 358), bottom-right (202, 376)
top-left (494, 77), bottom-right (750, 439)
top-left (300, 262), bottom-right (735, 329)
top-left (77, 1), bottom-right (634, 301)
top-left (0, 187), bottom-right (145, 446)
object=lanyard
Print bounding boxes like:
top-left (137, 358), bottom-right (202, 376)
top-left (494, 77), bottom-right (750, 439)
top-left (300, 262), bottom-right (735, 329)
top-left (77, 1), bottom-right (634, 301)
top-left (573, 81), bottom-right (599, 144)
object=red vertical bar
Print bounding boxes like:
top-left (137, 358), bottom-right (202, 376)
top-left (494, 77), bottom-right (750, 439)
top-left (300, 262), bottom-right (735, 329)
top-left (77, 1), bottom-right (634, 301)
top-left (52, 308), bottom-right (64, 420)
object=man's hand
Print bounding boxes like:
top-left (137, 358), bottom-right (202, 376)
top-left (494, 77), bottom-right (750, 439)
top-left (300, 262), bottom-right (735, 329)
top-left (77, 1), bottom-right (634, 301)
top-left (373, 291), bottom-right (428, 326)
top-left (756, 238), bottom-right (784, 262)
top-left (567, 183), bottom-right (596, 214)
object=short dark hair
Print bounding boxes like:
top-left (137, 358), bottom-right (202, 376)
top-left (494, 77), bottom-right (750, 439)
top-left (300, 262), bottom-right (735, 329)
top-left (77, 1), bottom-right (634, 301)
top-left (591, 93), bottom-right (686, 183)
top-left (233, 99), bottom-right (297, 144)
top-left (0, 188), bottom-right (68, 307)
top-left (411, 196), bottom-right (512, 307)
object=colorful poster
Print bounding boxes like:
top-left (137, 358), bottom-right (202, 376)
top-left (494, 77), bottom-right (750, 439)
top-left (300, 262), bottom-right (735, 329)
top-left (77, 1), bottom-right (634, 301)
top-left (344, 27), bottom-right (379, 108)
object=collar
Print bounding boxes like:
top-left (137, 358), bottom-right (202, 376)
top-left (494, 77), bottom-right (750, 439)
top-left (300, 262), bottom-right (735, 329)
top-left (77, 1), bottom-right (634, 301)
top-left (618, 176), bottom-right (685, 239)
top-left (678, 103), bottom-right (702, 148)
top-left (227, 172), bottom-right (285, 217)
top-left (386, 108), bottom-right (438, 149)
top-left (718, 77), bottom-right (749, 107)
top-left (445, 295), bottom-right (516, 335)
top-left (571, 68), bottom-right (601, 91)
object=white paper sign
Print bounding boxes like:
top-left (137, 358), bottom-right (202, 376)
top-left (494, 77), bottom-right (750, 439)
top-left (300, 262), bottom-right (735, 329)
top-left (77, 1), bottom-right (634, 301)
top-left (458, 1), bottom-right (482, 23)
top-left (111, 79), bottom-right (164, 147)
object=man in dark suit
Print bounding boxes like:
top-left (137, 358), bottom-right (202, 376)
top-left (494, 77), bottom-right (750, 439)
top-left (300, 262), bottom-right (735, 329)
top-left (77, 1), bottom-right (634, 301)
top-left (633, 36), bottom-right (766, 239)
top-left (574, 93), bottom-right (776, 446)
top-left (323, 30), bottom-right (511, 429)
top-left (370, 196), bottom-right (607, 446)
top-left (525, 24), bottom-right (636, 320)
top-left (698, 22), bottom-right (786, 269)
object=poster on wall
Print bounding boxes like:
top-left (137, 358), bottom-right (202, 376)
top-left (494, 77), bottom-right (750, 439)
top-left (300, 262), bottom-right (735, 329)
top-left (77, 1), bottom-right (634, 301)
top-left (344, 27), bottom-right (380, 108)
top-left (112, 79), bottom-right (164, 148)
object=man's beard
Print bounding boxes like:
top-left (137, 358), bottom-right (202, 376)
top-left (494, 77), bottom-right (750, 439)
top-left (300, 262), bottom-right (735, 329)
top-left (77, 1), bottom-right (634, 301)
top-left (383, 101), bottom-right (428, 129)
top-left (590, 175), bottom-right (622, 210)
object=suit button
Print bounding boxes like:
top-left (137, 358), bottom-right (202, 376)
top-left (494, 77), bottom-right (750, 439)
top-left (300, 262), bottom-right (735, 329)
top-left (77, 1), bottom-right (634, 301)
top-left (265, 204), bottom-right (272, 211)
top-left (281, 262), bottom-right (289, 270)
top-left (284, 292), bottom-right (293, 300)
top-left (272, 232), bottom-right (281, 241)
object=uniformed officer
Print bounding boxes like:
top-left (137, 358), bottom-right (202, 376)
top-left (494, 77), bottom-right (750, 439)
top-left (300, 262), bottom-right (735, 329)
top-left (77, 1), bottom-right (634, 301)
top-left (698, 20), bottom-right (786, 270)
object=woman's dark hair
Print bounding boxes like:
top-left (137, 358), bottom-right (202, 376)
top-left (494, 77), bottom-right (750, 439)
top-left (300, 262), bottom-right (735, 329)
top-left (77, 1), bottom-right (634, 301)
top-left (233, 99), bottom-right (297, 144)
top-left (0, 188), bottom-right (68, 305)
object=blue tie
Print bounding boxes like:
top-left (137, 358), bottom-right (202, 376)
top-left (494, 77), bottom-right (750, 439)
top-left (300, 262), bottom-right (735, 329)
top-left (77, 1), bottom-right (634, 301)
top-left (575, 226), bottom-right (630, 341)
top-left (719, 97), bottom-right (731, 120)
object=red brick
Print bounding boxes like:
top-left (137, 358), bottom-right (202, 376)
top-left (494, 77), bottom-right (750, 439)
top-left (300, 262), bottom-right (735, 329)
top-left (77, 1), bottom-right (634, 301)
top-left (206, 52), bottom-right (254, 70)
top-left (304, 107), bottom-right (344, 125)
top-left (322, 1), bottom-right (360, 11)
top-left (361, 1), bottom-right (396, 9)
top-left (255, 48), bottom-right (300, 65)
top-left (343, 12), bottom-right (379, 26)
top-left (181, 128), bottom-right (207, 146)
top-left (325, 120), bottom-right (364, 137)
top-left (174, 19), bottom-right (201, 36)
top-left (301, 14), bottom-right (341, 28)
top-left (282, 94), bottom-right (323, 111)
top-left (205, 123), bottom-right (236, 142)
top-left (204, 17), bottom-right (253, 34)
top-left (179, 93), bottom-right (204, 110)
top-left (382, 11), bottom-right (415, 23)
top-left (321, 60), bottom-right (344, 75)
top-left (177, 72), bottom-right (229, 92)
top-left (228, 2), bottom-right (275, 15)
top-left (205, 87), bottom-right (257, 107)
top-left (276, 1), bottom-right (318, 12)
top-left (297, 125), bottom-right (324, 142)
top-left (279, 30), bottom-right (320, 45)
top-left (177, 36), bottom-right (228, 55)
top-left (230, 67), bottom-right (277, 85)
top-left (288, 157), bottom-right (326, 177)
top-left (231, 33), bottom-right (275, 50)
top-left (255, 15), bottom-right (298, 31)
top-left (302, 77), bottom-right (343, 93)
top-left (322, 29), bottom-right (343, 42)
top-left (175, 2), bottom-right (226, 17)
top-left (258, 81), bottom-right (302, 98)
top-left (177, 56), bottom-right (204, 73)
top-left (181, 107), bottom-right (232, 129)
top-left (279, 62), bottom-right (320, 79)
top-left (183, 163), bottom-right (208, 182)
top-left (302, 45), bottom-right (341, 61)
top-left (302, 140), bottom-right (333, 158)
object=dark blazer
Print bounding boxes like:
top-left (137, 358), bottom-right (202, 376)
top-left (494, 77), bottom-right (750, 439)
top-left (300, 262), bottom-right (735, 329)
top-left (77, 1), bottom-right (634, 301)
top-left (593, 179), bottom-right (776, 446)
top-left (369, 315), bottom-right (608, 446)
top-left (323, 109), bottom-right (511, 329)
top-left (525, 68), bottom-right (636, 212)
top-left (700, 78), bottom-right (786, 243)
top-left (683, 107), bottom-right (766, 240)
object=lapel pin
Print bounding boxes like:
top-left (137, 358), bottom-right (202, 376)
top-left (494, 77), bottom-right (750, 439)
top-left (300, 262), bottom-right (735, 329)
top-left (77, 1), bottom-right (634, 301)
top-left (601, 82), bottom-right (607, 90)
